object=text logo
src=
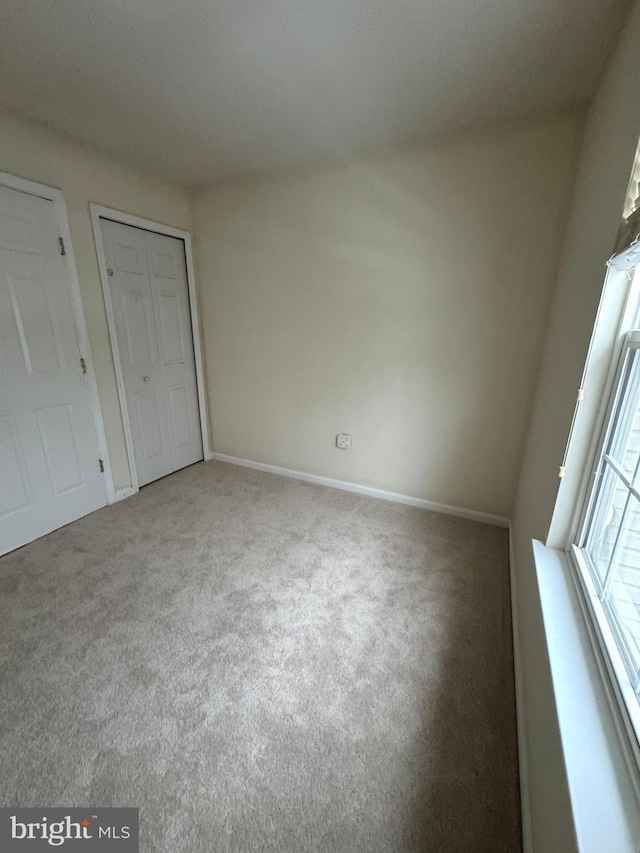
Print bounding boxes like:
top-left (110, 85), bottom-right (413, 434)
top-left (1, 809), bottom-right (138, 851)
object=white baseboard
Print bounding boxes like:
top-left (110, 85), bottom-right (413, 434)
top-left (209, 452), bottom-right (510, 528)
top-left (111, 486), bottom-right (138, 503)
top-left (509, 526), bottom-right (533, 853)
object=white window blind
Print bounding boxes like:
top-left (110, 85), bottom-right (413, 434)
top-left (623, 143), bottom-right (640, 220)
top-left (612, 139), bottom-right (640, 269)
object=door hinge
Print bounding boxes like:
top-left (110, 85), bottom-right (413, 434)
top-left (58, 236), bottom-right (66, 256)
top-left (80, 357), bottom-right (87, 375)
top-left (99, 459), bottom-right (105, 474)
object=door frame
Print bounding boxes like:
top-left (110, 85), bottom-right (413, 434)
top-left (0, 171), bottom-right (115, 503)
top-left (90, 204), bottom-right (212, 496)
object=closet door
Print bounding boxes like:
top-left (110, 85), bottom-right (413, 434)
top-left (100, 218), bottom-right (203, 487)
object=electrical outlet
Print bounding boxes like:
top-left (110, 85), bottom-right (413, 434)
top-left (336, 433), bottom-right (351, 450)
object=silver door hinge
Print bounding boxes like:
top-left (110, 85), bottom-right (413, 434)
top-left (80, 357), bottom-right (87, 375)
top-left (59, 236), bottom-right (66, 256)
top-left (99, 459), bottom-right (105, 473)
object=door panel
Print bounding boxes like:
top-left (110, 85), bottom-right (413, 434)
top-left (0, 414), bottom-right (33, 516)
top-left (151, 249), bottom-right (176, 279)
top-left (120, 286), bottom-right (157, 370)
top-left (100, 219), bottom-right (203, 487)
top-left (134, 388), bottom-right (166, 461)
top-left (158, 294), bottom-right (185, 365)
top-left (167, 384), bottom-right (192, 448)
top-left (10, 274), bottom-right (62, 375)
top-left (114, 240), bottom-right (145, 275)
top-left (0, 184), bottom-right (107, 555)
top-left (0, 210), bottom-right (40, 253)
top-left (35, 403), bottom-right (84, 494)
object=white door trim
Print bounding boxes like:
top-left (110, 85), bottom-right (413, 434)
top-left (90, 204), bottom-right (212, 497)
top-left (0, 171), bottom-right (116, 503)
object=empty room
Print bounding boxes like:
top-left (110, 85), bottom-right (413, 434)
top-left (1, 0), bottom-right (640, 851)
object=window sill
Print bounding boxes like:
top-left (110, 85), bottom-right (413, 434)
top-left (532, 539), bottom-right (640, 851)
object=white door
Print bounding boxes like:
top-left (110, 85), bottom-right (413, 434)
top-left (100, 219), bottom-right (203, 487)
top-left (0, 185), bottom-right (107, 556)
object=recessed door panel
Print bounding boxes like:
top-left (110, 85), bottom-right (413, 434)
top-left (152, 250), bottom-right (176, 279)
top-left (168, 384), bottom-right (191, 448)
top-left (0, 414), bottom-right (33, 517)
top-left (0, 211), bottom-right (40, 254)
top-left (9, 274), bottom-right (61, 375)
top-left (114, 241), bottom-right (144, 275)
top-left (36, 403), bottom-right (84, 495)
top-left (121, 287), bottom-right (156, 370)
top-left (158, 294), bottom-right (185, 365)
top-left (134, 389), bottom-right (165, 460)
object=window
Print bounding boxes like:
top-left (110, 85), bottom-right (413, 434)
top-left (573, 262), bottom-right (640, 752)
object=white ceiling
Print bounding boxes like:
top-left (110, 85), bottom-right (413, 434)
top-left (0, 0), bottom-right (630, 186)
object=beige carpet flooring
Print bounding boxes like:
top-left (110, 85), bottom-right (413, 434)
top-left (0, 460), bottom-right (521, 852)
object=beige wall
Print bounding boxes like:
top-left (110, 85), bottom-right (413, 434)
top-left (193, 111), bottom-right (584, 518)
top-left (512, 2), bottom-right (640, 850)
top-left (0, 108), bottom-right (192, 491)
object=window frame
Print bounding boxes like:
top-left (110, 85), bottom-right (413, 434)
top-left (570, 267), bottom-right (640, 775)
